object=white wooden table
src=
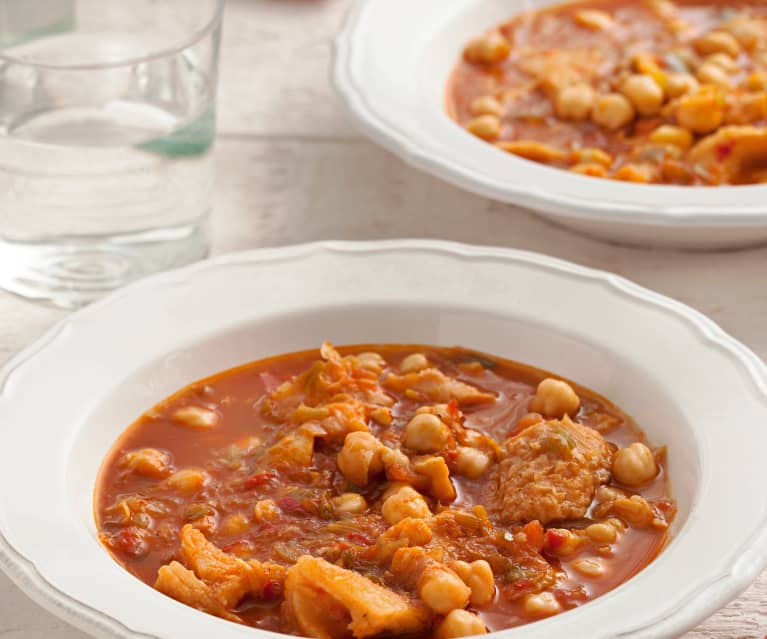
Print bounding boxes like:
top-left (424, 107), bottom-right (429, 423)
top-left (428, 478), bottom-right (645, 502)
top-left (1, 1), bottom-right (766, 637)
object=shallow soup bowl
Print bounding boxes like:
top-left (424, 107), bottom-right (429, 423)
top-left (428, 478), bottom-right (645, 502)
top-left (0, 240), bottom-right (766, 638)
top-left (334, 0), bottom-right (767, 249)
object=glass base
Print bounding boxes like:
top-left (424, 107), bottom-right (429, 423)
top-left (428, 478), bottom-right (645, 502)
top-left (0, 222), bottom-right (209, 309)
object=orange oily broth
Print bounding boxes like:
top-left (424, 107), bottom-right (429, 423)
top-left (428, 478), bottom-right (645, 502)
top-left (95, 345), bottom-right (673, 634)
top-left (447, 0), bottom-right (767, 184)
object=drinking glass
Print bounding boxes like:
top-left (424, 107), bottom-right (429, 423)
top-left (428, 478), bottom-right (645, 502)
top-left (0, 0), bottom-right (223, 308)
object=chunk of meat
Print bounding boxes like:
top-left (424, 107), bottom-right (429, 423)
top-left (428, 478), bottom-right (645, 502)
top-left (689, 126), bottom-right (767, 183)
top-left (155, 561), bottom-right (242, 623)
top-left (246, 557), bottom-right (288, 600)
top-left (320, 398), bottom-right (371, 439)
top-left (266, 343), bottom-right (394, 421)
top-left (293, 396), bottom-right (372, 440)
top-left (413, 456), bottom-right (456, 502)
top-left (366, 517), bottom-right (433, 563)
top-left (517, 48), bottom-right (607, 97)
top-left (496, 417), bottom-right (612, 524)
top-left (268, 422), bottom-right (327, 468)
top-left (178, 524), bottom-right (285, 608)
top-left (285, 556), bottom-right (429, 639)
top-left (384, 369), bottom-right (495, 405)
top-left (274, 397), bottom-right (382, 469)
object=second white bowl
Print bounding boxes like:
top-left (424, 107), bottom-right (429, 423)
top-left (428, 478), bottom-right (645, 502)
top-left (334, 0), bottom-right (767, 249)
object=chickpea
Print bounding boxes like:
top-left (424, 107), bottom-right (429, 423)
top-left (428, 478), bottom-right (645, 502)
top-left (529, 378), bottom-right (580, 418)
top-left (651, 516), bottom-right (670, 531)
top-left (400, 353), bottom-right (430, 374)
top-left (381, 485), bottom-right (431, 525)
top-left (464, 32), bottom-right (511, 65)
top-left (592, 93), bottom-right (636, 130)
top-left (293, 404), bottom-right (330, 422)
top-left (571, 162), bottom-right (608, 177)
top-left (607, 517), bottom-right (627, 532)
top-left (649, 125), bottom-right (693, 150)
top-left (173, 405), bottom-right (219, 430)
top-left (744, 71), bottom-right (767, 92)
top-left (415, 404), bottom-right (450, 418)
top-left (121, 448), bottom-right (173, 479)
top-left (647, 0), bottom-right (677, 20)
top-left (544, 528), bottom-right (583, 556)
top-left (337, 432), bottom-right (384, 486)
top-left (650, 142), bottom-right (683, 160)
top-left (380, 447), bottom-right (411, 476)
top-left (414, 456), bottom-right (456, 501)
top-left (696, 62), bottom-right (733, 90)
top-left (434, 609), bottom-right (487, 639)
top-left (620, 74), bottom-right (665, 116)
top-left (555, 83), bottom-right (595, 120)
top-left (612, 442), bottom-right (658, 486)
top-left (470, 96), bottom-right (503, 118)
top-left (496, 140), bottom-right (567, 163)
top-left (404, 413), bottom-right (449, 453)
top-left (611, 494), bottom-right (655, 528)
top-left (465, 115), bottom-right (501, 140)
top-left (332, 492), bottom-right (368, 515)
top-left (613, 163), bottom-right (654, 183)
top-left (221, 513), bottom-right (249, 536)
top-left (665, 73), bottom-right (699, 98)
top-left (435, 610), bottom-right (488, 639)
top-left (694, 30), bottom-right (741, 59)
top-left (454, 446), bottom-right (491, 479)
top-left (418, 564), bottom-right (471, 614)
top-left (370, 407), bottom-right (392, 426)
top-left (253, 499), bottom-right (280, 523)
top-left (574, 9), bottom-right (614, 31)
top-left (660, 159), bottom-right (694, 184)
top-left (356, 352), bottom-right (386, 374)
top-left (676, 88), bottom-right (724, 134)
top-left (450, 560), bottom-right (495, 607)
top-left (726, 92), bottom-right (767, 125)
top-left (632, 52), bottom-right (664, 76)
top-left (571, 147), bottom-right (612, 167)
top-left (523, 592), bottom-right (562, 617)
top-left (584, 522), bottom-right (618, 543)
top-left (721, 16), bottom-right (763, 51)
top-left (381, 481), bottom-right (410, 501)
top-left (704, 53), bottom-right (739, 73)
top-left (166, 468), bottom-right (208, 494)
top-left (571, 557), bottom-right (606, 578)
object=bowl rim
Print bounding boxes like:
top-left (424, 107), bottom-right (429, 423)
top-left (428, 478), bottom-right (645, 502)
top-left (332, 0), bottom-right (767, 227)
top-left (1, 239), bottom-right (767, 639)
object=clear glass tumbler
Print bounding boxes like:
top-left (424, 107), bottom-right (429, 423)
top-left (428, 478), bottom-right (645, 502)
top-left (0, 0), bottom-right (223, 308)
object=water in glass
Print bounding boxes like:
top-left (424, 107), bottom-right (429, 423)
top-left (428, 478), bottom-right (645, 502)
top-left (0, 1), bottom-right (222, 307)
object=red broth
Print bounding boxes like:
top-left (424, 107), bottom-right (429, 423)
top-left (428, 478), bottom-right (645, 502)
top-left (96, 344), bottom-right (674, 636)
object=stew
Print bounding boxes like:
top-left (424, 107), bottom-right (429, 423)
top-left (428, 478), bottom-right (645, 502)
top-left (96, 343), bottom-right (676, 638)
top-left (447, 0), bottom-right (767, 184)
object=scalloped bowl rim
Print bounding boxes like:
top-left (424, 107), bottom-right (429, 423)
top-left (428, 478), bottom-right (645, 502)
top-left (332, 0), bottom-right (767, 228)
top-left (0, 240), bottom-right (766, 639)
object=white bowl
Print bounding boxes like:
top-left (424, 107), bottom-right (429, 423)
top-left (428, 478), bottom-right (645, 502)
top-left (1, 240), bottom-right (766, 639)
top-left (333, 0), bottom-right (767, 249)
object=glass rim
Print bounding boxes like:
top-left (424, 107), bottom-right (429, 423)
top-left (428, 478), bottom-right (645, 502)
top-left (0, 0), bottom-right (225, 71)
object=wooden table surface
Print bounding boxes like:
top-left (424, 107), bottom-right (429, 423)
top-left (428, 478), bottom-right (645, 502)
top-left (1, 1), bottom-right (766, 637)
